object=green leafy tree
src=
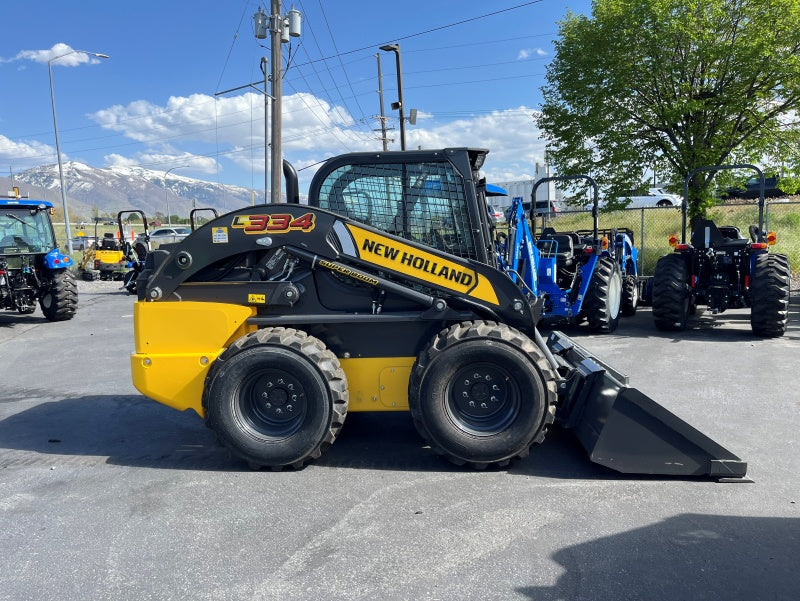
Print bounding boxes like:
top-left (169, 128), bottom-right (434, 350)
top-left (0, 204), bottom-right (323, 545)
top-left (537, 0), bottom-right (800, 218)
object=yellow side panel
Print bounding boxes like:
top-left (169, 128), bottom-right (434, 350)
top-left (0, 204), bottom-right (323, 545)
top-left (340, 357), bottom-right (415, 412)
top-left (131, 299), bottom-right (415, 416)
top-left (131, 301), bottom-right (256, 415)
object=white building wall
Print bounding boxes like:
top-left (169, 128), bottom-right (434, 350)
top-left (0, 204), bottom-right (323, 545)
top-left (490, 164), bottom-right (557, 208)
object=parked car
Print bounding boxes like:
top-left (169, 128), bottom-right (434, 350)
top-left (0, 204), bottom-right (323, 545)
top-left (724, 176), bottom-right (787, 199)
top-left (520, 199), bottom-right (559, 216)
top-left (70, 236), bottom-right (98, 251)
top-left (135, 226), bottom-right (191, 251)
top-left (614, 189), bottom-right (681, 208)
top-left (487, 206), bottom-right (505, 224)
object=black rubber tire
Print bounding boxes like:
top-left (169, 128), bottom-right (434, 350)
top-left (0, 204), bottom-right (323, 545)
top-left (621, 274), bottom-right (639, 317)
top-left (584, 256), bottom-right (622, 333)
top-left (133, 242), bottom-right (148, 260)
top-left (202, 327), bottom-right (348, 469)
top-left (750, 253), bottom-right (791, 337)
top-left (39, 269), bottom-right (78, 321)
top-left (122, 269), bottom-right (137, 295)
top-left (408, 321), bottom-right (557, 469)
top-left (638, 277), bottom-right (654, 306)
top-left (652, 253), bottom-right (690, 331)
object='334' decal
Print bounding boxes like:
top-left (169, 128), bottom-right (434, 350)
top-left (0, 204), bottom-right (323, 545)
top-left (232, 212), bottom-right (315, 233)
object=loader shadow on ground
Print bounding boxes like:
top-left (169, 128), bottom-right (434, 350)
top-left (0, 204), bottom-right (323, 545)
top-left (518, 514), bottom-right (800, 601)
top-left (0, 394), bottom-right (636, 480)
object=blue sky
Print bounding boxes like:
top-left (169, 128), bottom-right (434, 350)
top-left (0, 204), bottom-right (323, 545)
top-left (0, 0), bottom-right (592, 193)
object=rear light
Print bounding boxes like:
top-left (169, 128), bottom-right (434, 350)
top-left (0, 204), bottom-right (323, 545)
top-left (668, 234), bottom-right (679, 247)
top-left (690, 275), bottom-right (697, 287)
top-left (94, 260), bottom-right (100, 269)
top-left (751, 243), bottom-right (767, 250)
top-left (766, 231), bottom-right (777, 245)
top-left (584, 247), bottom-right (595, 254)
top-left (53, 258), bottom-right (60, 265)
top-left (675, 243), bottom-right (691, 251)
top-left (745, 275), bottom-right (750, 288)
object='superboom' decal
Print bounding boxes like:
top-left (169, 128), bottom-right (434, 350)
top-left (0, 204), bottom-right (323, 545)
top-left (345, 224), bottom-right (499, 305)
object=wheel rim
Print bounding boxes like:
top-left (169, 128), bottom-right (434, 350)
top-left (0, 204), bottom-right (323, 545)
top-left (608, 270), bottom-right (622, 319)
top-left (446, 363), bottom-right (520, 435)
top-left (237, 369), bottom-right (308, 438)
top-left (41, 293), bottom-right (53, 310)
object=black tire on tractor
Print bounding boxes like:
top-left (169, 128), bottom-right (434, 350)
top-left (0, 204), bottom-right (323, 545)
top-left (583, 256), bottom-right (622, 333)
top-left (652, 253), bottom-right (690, 331)
top-left (133, 242), bottom-right (148, 260)
top-left (638, 277), bottom-right (654, 306)
top-left (621, 274), bottom-right (639, 317)
top-left (202, 327), bottom-right (348, 470)
top-left (39, 269), bottom-right (78, 321)
top-left (750, 253), bottom-right (791, 337)
top-left (408, 321), bottom-right (557, 469)
top-left (122, 269), bottom-right (137, 295)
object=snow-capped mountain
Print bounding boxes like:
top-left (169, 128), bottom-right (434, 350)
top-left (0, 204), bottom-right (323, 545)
top-left (1, 162), bottom-right (261, 221)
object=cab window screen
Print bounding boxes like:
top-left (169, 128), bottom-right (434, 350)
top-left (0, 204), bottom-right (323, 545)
top-left (317, 161), bottom-right (477, 260)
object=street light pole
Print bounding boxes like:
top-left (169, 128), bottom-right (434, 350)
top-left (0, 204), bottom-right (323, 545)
top-left (164, 166), bottom-right (188, 226)
top-left (379, 44), bottom-right (405, 151)
top-left (48, 49), bottom-right (108, 254)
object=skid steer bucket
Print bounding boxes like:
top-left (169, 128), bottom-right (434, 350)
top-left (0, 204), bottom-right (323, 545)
top-left (545, 332), bottom-right (747, 479)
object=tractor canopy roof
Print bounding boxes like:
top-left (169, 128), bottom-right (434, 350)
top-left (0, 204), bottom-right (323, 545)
top-left (0, 199), bottom-right (53, 209)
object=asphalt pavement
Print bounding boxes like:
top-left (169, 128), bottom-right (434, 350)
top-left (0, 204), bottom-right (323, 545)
top-left (1, 280), bottom-right (798, 601)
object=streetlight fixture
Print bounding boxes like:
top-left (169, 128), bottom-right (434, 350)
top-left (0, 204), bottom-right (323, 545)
top-left (379, 44), bottom-right (405, 151)
top-left (48, 49), bottom-right (108, 254)
top-left (164, 166), bottom-right (188, 226)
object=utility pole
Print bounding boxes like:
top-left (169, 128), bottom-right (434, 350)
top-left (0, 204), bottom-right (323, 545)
top-left (270, 0), bottom-right (282, 203)
top-left (252, 4), bottom-right (300, 203)
top-left (260, 56), bottom-right (269, 202)
top-left (375, 53), bottom-right (390, 151)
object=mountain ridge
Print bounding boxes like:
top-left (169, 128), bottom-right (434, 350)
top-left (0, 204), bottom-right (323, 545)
top-left (1, 162), bottom-right (261, 221)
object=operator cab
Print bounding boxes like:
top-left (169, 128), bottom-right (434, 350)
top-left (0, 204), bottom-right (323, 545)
top-left (307, 148), bottom-right (494, 265)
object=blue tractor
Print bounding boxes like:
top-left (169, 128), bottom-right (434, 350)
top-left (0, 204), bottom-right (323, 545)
top-left (652, 165), bottom-right (791, 336)
top-left (0, 197), bottom-right (77, 320)
top-left (498, 175), bottom-right (638, 333)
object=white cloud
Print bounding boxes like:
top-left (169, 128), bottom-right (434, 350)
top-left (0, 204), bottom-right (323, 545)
top-left (89, 89), bottom-right (548, 185)
top-left (0, 134), bottom-right (55, 168)
top-left (404, 108), bottom-right (547, 181)
top-left (517, 48), bottom-right (548, 60)
top-left (90, 92), bottom-right (363, 150)
top-left (1, 43), bottom-right (106, 67)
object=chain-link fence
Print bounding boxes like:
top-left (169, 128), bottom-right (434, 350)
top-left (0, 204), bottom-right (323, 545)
top-left (530, 200), bottom-right (799, 280)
